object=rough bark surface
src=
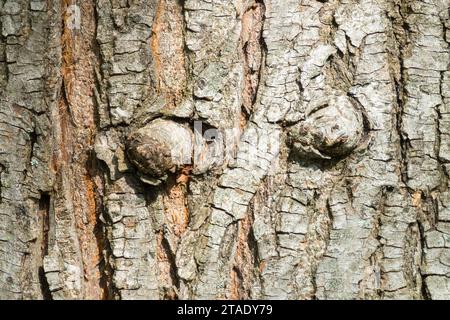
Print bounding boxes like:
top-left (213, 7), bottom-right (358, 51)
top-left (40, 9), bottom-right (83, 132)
top-left (0, 0), bottom-right (449, 300)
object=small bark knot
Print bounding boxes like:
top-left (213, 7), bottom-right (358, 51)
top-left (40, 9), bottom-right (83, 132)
top-left (288, 95), bottom-right (364, 160)
top-left (126, 119), bottom-right (192, 184)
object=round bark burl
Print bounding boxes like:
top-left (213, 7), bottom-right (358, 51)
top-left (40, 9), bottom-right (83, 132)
top-left (289, 95), bottom-right (364, 160)
top-left (126, 119), bottom-right (193, 179)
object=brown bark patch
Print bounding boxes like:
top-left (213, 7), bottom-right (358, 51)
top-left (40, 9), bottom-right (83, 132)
top-left (163, 166), bottom-right (192, 237)
top-left (240, 2), bottom-right (264, 116)
top-left (151, 0), bottom-right (187, 108)
top-left (51, 0), bottom-right (103, 299)
top-left (230, 212), bottom-right (256, 299)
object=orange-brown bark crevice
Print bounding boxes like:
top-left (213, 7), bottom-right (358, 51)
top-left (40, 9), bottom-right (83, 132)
top-left (163, 166), bottom-right (192, 237)
top-left (156, 166), bottom-right (192, 298)
top-left (229, 212), bottom-right (256, 299)
top-left (240, 2), bottom-right (264, 116)
top-left (151, 0), bottom-right (187, 109)
top-left (50, 0), bottom-right (104, 299)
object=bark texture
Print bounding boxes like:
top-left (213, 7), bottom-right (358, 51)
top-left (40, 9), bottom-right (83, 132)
top-left (0, 0), bottom-right (449, 300)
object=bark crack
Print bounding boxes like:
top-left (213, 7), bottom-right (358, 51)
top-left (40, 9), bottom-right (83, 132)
top-left (416, 219), bottom-right (431, 300)
top-left (38, 192), bottom-right (52, 300)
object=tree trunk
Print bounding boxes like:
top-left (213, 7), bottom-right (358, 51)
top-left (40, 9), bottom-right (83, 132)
top-left (0, 0), bottom-right (449, 300)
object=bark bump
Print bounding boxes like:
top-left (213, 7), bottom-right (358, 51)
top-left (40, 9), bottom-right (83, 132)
top-left (288, 94), bottom-right (365, 160)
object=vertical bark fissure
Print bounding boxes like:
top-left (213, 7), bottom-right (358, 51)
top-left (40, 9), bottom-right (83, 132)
top-left (310, 197), bottom-right (335, 299)
top-left (38, 266), bottom-right (52, 300)
top-left (241, 0), bottom-right (266, 119)
top-left (38, 192), bottom-right (51, 300)
top-left (390, 0), bottom-right (411, 189)
top-left (151, 0), bottom-right (187, 109)
top-left (434, 102), bottom-right (447, 188)
top-left (25, 130), bottom-right (38, 176)
top-left (159, 232), bottom-right (180, 299)
top-left (41, 0), bottom-right (104, 299)
top-left (227, 0), bottom-right (267, 299)
top-left (416, 219), bottom-right (431, 300)
top-left (230, 206), bottom-right (256, 299)
top-left (98, 195), bottom-right (121, 300)
top-left (149, 0), bottom-right (192, 296)
top-left (89, 4), bottom-right (114, 300)
top-left (0, 163), bottom-right (4, 205)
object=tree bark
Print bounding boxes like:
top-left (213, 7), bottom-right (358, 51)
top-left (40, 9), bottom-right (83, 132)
top-left (0, 0), bottom-right (449, 300)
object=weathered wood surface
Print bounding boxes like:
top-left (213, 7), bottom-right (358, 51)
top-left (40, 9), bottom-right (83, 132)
top-left (0, 0), bottom-right (449, 299)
